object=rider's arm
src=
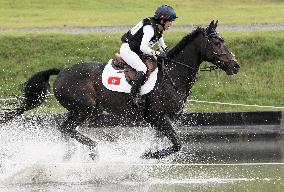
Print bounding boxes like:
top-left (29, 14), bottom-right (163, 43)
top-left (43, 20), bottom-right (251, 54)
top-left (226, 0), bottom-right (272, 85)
top-left (140, 25), bottom-right (156, 56)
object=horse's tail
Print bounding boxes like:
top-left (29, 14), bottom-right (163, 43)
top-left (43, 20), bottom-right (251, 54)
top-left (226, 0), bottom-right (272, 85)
top-left (0, 68), bottom-right (61, 124)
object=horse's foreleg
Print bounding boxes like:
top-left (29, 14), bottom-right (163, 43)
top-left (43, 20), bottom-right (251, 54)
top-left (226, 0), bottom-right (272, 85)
top-left (143, 115), bottom-right (182, 159)
top-left (59, 111), bottom-right (97, 149)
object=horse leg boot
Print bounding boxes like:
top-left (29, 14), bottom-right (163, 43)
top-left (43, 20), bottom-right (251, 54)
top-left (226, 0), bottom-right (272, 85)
top-left (142, 114), bottom-right (182, 159)
top-left (130, 71), bottom-right (146, 107)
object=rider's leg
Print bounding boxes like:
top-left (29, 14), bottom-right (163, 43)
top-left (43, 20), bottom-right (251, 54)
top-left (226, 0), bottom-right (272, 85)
top-left (120, 43), bottom-right (147, 106)
top-left (120, 43), bottom-right (147, 73)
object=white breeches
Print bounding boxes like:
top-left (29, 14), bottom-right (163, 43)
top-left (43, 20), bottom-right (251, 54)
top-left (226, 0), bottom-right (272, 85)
top-left (119, 43), bottom-right (147, 74)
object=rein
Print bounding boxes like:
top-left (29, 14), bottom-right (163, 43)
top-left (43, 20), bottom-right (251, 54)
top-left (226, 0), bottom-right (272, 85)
top-left (159, 56), bottom-right (219, 91)
top-left (161, 57), bottom-right (219, 72)
top-left (159, 57), bottom-right (217, 92)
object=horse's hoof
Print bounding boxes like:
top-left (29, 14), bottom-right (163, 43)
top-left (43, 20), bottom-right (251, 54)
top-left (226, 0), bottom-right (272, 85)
top-left (63, 150), bottom-right (75, 161)
top-left (141, 149), bottom-right (170, 159)
top-left (89, 145), bottom-right (98, 160)
top-left (89, 152), bottom-right (98, 160)
top-left (141, 151), bottom-right (152, 159)
top-left (158, 149), bottom-right (170, 157)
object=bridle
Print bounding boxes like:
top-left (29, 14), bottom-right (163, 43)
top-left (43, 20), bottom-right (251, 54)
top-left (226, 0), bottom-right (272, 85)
top-left (159, 31), bottom-right (228, 73)
top-left (203, 31), bottom-right (238, 71)
top-left (158, 30), bottom-right (231, 90)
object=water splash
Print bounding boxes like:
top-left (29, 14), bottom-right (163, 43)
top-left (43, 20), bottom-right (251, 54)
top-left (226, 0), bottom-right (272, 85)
top-left (0, 116), bottom-right (159, 186)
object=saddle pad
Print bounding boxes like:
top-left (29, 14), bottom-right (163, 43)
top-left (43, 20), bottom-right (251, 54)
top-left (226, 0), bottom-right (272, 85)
top-left (102, 59), bottom-right (158, 95)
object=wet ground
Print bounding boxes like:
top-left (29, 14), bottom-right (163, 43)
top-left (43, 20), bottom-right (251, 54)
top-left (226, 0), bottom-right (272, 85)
top-left (0, 116), bottom-right (283, 191)
top-left (1, 163), bottom-right (284, 192)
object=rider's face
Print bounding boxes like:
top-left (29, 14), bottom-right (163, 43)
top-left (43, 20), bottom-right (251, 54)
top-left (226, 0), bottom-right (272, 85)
top-left (164, 20), bottom-right (174, 30)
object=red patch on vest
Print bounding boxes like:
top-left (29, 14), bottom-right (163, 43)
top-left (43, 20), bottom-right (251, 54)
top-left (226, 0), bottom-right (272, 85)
top-left (108, 77), bottom-right (121, 85)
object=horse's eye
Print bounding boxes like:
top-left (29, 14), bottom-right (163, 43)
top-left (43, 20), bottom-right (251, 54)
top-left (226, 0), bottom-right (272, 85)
top-left (213, 39), bottom-right (221, 46)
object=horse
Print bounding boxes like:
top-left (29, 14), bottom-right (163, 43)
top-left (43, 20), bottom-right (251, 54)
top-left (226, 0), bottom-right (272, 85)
top-left (0, 20), bottom-right (240, 159)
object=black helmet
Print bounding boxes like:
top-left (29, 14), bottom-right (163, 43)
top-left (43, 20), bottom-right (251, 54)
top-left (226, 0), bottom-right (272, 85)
top-left (154, 5), bottom-right (177, 24)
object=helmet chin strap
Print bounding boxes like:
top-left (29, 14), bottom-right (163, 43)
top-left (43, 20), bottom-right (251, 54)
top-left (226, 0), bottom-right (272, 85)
top-left (162, 24), bottom-right (166, 31)
top-left (160, 20), bottom-right (166, 31)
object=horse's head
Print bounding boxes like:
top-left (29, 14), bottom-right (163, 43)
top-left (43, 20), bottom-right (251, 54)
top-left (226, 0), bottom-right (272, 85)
top-left (202, 20), bottom-right (240, 75)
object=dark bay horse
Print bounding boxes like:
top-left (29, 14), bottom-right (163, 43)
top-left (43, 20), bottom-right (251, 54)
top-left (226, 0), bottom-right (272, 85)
top-left (1, 21), bottom-right (240, 159)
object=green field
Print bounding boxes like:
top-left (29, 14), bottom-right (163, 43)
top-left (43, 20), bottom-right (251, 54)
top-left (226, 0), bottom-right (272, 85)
top-left (0, 30), bottom-right (283, 112)
top-left (1, 0), bottom-right (284, 29)
top-left (148, 164), bottom-right (284, 192)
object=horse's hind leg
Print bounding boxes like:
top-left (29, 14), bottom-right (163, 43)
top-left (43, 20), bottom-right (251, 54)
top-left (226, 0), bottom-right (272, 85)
top-left (59, 108), bottom-right (97, 149)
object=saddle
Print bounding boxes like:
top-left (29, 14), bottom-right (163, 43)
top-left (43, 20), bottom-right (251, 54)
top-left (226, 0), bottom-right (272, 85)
top-left (111, 53), bottom-right (157, 82)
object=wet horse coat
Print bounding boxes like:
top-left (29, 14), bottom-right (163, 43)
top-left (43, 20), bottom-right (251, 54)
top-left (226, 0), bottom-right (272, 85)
top-left (1, 21), bottom-right (240, 159)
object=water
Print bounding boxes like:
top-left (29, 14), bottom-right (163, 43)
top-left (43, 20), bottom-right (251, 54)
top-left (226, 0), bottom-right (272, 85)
top-left (0, 116), bottom-right (284, 192)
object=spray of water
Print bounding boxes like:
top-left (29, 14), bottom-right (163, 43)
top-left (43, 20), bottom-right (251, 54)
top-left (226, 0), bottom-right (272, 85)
top-left (0, 115), bottom-right (163, 186)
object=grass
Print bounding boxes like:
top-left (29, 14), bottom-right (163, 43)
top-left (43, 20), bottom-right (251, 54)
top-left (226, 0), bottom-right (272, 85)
top-left (0, 30), bottom-right (283, 112)
top-left (1, 0), bottom-right (284, 29)
top-left (150, 164), bottom-right (284, 192)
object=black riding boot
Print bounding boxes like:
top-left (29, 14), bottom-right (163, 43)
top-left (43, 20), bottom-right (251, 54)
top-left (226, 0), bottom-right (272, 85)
top-left (130, 71), bottom-right (146, 107)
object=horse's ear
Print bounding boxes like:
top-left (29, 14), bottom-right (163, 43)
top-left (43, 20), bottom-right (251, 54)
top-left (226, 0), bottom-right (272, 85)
top-left (209, 20), bottom-right (214, 29)
top-left (214, 20), bottom-right (218, 29)
top-left (206, 20), bottom-right (215, 34)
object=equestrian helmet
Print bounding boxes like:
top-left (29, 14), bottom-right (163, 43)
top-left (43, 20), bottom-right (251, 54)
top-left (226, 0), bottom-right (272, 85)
top-left (154, 5), bottom-right (177, 24)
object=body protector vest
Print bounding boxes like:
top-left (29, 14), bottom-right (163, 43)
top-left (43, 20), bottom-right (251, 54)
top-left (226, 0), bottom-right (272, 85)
top-left (121, 17), bottom-right (163, 54)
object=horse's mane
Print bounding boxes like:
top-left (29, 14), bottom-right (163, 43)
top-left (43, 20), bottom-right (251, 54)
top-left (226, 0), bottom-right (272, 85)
top-left (167, 27), bottom-right (205, 58)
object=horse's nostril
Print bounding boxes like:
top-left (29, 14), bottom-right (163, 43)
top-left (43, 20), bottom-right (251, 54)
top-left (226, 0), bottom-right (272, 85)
top-left (234, 64), bottom-right (240, 69)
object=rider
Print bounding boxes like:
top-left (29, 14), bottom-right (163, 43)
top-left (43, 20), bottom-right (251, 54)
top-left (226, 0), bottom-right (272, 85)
top-left (120, 5), bottom-right (177, 106)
